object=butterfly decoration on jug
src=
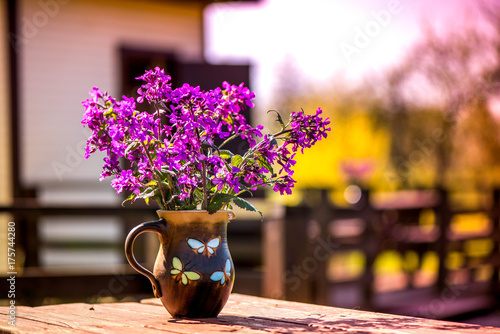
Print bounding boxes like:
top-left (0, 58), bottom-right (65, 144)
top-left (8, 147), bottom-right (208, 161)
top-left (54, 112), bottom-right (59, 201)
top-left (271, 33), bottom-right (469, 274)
top-left (187, 237), bottom-right (221, 256)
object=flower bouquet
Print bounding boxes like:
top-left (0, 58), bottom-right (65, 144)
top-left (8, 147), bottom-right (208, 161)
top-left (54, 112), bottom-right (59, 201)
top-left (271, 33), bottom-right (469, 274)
top-left (82, 67), bottom-right (330, 217)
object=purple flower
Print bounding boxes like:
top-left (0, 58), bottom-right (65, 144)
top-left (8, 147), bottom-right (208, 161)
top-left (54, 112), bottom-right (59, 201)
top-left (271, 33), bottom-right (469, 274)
top-left (136, 67), bottom-right (172, 104)
top-left (273, 175), bottom-right (296, 195)
top-left (286, 108), bottom-right (331, 153)
top-left (111, 170), bottom-right (142, 195)
top-left (82, 68), bottom-right (330, 211)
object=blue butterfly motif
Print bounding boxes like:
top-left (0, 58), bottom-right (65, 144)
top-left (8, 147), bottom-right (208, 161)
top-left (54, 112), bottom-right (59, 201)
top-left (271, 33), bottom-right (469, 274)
top-left (187, 237), bottom-right (220, 256)
top-left (210, 259), bottom-right (232, 285)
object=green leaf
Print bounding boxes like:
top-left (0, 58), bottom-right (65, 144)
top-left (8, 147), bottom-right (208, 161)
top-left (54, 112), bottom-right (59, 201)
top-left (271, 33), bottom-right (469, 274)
top-left (268, 135), bottom-right (278, 148)
top-left (231, 155), bottom-right (243, 167)
top-left (208, 193), bottom-right (233, 213)
top-left (182, 202), bottom-right (198, 210)
top-left (104, 108), bottom-right (115, 117)
top-left (159, 101), bottom-right (172, 114)
top-left (136, 187), bottom-right (158, 202)
top-left (218, 150), bottom-right (234, 160)
top-left (153, 193), bottom-right (165, 207)
top-left (257, 155), bottom-right (274, 174)
top-left (124, 141), bottom-right (140, 157)
top-left (237, 184), bottom-right (255, 198)
top-left (160, 167), bottom-right (173, 174)
top-left (159, 168), bottom-right (176, 180)
top-left (224, 116), bottom-right (234, 126)
top-left (232, 197), bottom-right (263, 221)
top-left (193, 188), bottom-right (204, 202)
top-left (208, 193), bottom-right (263, 221)
top-left (121, 193), bottom-right (136, 206)
top-left (267, 109), bottom-right (285, 131)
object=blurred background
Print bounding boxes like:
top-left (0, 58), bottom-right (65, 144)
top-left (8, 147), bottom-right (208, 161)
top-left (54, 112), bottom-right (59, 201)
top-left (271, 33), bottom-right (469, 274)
top-left (1, 0), bottom-right (500, 327)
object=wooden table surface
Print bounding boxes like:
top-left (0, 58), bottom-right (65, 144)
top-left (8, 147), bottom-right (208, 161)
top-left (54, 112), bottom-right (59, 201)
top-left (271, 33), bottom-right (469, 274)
top-left (1, 293), bottom-right (499, 333)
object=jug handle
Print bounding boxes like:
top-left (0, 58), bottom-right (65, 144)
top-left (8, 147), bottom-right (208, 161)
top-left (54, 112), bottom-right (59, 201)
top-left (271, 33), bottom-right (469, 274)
top-left (125, 218), bottom-right (165, 298)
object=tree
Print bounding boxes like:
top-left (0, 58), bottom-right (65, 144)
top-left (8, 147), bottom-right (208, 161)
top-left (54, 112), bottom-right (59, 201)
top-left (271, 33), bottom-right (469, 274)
top-left (384, 7), bottom-right (500, 189)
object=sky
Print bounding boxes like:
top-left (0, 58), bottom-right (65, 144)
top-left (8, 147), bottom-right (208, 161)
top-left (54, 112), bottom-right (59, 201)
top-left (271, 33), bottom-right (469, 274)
top-left (204, 0), bottom-right (491, 106)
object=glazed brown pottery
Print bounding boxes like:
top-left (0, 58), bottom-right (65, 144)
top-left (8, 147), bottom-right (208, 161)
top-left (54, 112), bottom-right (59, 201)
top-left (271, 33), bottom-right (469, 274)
top-left (125, 210), bottom-right (236, 318)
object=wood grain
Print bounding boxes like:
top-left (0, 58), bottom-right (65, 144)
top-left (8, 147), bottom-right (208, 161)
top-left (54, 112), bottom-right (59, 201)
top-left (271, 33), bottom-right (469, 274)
top-left (1, 293), bottom-right (499, 333)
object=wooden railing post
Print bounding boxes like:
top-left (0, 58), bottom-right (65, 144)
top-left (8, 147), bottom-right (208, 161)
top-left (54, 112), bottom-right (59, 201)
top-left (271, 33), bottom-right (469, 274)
top-left (18, 213), bottom-right (40, 268)
top-left (283, 201), bottom-right (314, 303)
top-left (311, 189), bottom-right (333, 305)
top-left (360, 188), bottom-right (377, 310)
top-left (263, 208), bottom-right (285, 300)
top-left (436, 188), bottom-right (451, 291)
top-left (491, 188), bottom-right (500, 301)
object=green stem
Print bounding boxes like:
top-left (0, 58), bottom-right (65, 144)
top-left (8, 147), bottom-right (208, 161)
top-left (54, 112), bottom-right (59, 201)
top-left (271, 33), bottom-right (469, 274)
top-left (201, 160), bottom-right (208, 210)
top-left (155, 102), bottom-right (162, 141)
top-left (272, 128), bottom-right (292, 138)
top-left (234, 179), bottom-right (275, 197)
top-left (218, 133), bottom-right (240, 150)
top-left (140, 141), bottom-right (169, 208)
top-left (194, 127), bottom-right (208, 210)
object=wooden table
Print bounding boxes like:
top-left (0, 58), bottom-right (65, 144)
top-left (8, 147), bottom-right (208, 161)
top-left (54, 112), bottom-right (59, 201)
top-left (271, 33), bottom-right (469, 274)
top-left (2, 294), bottom-right (499, 333)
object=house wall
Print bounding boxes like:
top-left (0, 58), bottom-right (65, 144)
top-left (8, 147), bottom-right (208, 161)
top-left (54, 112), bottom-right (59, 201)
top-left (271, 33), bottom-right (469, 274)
top-left (0, 1), bottom-right (11, 206)
top-left (18, 0), bottom-right (205, 203)
top-left (0, 0), bottom-right (12, 273)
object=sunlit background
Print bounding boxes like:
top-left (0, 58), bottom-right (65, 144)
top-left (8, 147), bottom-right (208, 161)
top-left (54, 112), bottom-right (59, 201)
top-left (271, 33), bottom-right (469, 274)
top-left (205, 0), bottom-right (500, 197)
top-left (1, 0), bottom-right (499, 326)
